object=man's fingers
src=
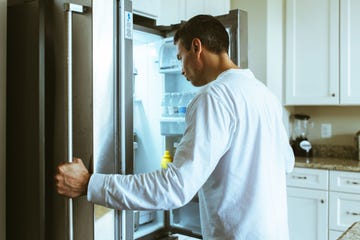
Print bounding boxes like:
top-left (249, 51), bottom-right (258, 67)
top-left (73, 157), bottom-right (82, 164)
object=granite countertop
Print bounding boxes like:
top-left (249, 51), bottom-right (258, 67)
top-left (338, 221), bottom-right (360, 240)
top-left (295, 157), bottom-right (360, 172)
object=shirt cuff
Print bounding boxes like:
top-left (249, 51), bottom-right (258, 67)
top-left (87, 173), bottom-right (108, 205)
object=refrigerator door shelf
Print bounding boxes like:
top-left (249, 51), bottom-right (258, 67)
top-left (134, 210), bottom-right (156, 231)
top-left (159, 39), bottom-right (182, 73)
top-left (160, 117), bottom-right (186, 136)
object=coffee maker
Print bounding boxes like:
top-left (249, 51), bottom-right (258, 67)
top-left (290, 114), bottom-right (313, 157)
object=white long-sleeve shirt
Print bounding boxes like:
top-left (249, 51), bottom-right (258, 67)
top-left (88, 69), bottom-right (295, 240)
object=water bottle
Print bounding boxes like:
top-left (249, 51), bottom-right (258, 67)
top-left (161, 93), bottom-right (170, 117)
top-left (168, 92), bottom-right (181, 116)
top-left (167, 93), bottom-right (175, 116)
top-left (173, 92), bottom-right (180, 116)
top-left (177, 92), bottom-right (188, 117)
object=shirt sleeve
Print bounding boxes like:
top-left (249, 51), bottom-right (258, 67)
top-left (87, 91), bottom-right (234, 210)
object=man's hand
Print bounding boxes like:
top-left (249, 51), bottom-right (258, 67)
top-left (55, 157), bottom-right (91, 198)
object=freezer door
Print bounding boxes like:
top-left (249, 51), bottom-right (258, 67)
top-left (51, 1), bottom-right (95, 240)
top-left (216, 9), bottom-right (248, 68)
top-left (54, 1), bottom-right (120, 239)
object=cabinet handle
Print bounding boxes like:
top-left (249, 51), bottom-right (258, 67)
top-left (346, 180), bottom-right (360, 185)
top-left (346, 211), bottom-right (360, 216)
top-left (292, 176), bottom-right (307, 180)
top-left (331, 93), bottom-right (336, 97)
top-left (320, 199), bottom-right (325, 204)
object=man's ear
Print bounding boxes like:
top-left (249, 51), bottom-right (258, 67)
top-left (192, 38), bottom-right (202, 55)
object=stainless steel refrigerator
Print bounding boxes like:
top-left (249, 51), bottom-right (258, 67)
top-left (6, 0), bottom-right (247, 239)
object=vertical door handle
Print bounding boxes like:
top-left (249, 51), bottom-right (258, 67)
top-left (64, 4), bottom-right (88, 240)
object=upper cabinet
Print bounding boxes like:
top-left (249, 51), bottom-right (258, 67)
top-left (133, 0), bottom-right (160, 19)
top-left (157, 0), bottom-right (230, 26)
top-left (285, 0), bottom-right (360, 105)
top-left (340, 0), bottom-right (360, 104)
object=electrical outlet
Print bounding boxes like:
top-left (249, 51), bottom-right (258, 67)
top-left (321, 123), bottom-right (332, 138)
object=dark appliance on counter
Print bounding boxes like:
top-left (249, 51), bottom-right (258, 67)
top-left (290, 114), bottom-right (313, 158)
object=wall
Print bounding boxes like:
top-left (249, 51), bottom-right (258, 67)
top-left (291, 106), bottom-right (360, 146)
top-left (231, 0), bottom-right (267, 84)
top-left (231, 0), bottom-right (291, 129)
top-left (0, 0), bottom-right (6, 239)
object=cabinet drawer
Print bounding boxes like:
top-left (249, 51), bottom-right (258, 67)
top-left (330, 171), bottom-right (360, 194)
top-left (329, 192), bottom-right (360, 231)
top-left (287, 167), bottom-right (328, 190)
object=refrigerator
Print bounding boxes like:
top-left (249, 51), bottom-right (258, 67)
top-left (6, 0), bottom-right (247, 239)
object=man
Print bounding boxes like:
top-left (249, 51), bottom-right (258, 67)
top-left (56, 14), bottom-right (294, 239)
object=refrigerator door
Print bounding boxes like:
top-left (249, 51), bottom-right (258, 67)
top-left (55, 0), bottom-right (132, 239)
top-left (51, 1), bottom-right (94, 239)
top-left (92, 0), bottom-right (119, 240)
top-left (217, 9), bottom-right (248, 68)
top-left (53, 0), bottom-right (120, 239)
top-left (6, 0), bottom-right (107, 239)
top-left (118, 0), bottom-right (137, 239)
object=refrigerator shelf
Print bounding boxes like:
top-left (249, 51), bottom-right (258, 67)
top-left (160, 117), bottom-right (185, 122)
top-left (160, 117), bottom-right (186, 136)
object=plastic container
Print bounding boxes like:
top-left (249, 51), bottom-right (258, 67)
top-left (161, 150), bottom-right (173, 169)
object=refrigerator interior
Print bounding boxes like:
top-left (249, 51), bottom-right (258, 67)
top-left (133, 29), bottom-right (201, 238)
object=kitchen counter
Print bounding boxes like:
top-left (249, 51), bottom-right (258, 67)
top-left (295, 157), bottom-right (360, 172)
top-left (338, 221), bottom-right (360, 240)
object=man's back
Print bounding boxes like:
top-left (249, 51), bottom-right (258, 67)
top-left (177, 68), bottom-right (294, 239)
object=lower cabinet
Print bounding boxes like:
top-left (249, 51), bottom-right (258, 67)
top-left (287, 167), bottom-right (360, 240)
top-left (287, 187), bottom-right (328, 240)
top-left (287, 168), bottom-right (329, 240)
top-left (329, 170), bottom-right (360, 238)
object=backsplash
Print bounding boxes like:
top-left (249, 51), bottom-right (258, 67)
top-left (287, 106), bottom-right (360, 146)
top-left (312, 144), bottom-right (357, 159)
top-left (286, 106), bottom-right (360, 160)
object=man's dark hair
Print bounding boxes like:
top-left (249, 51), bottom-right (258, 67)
top-left (174, 15), bottom-right (229, 54)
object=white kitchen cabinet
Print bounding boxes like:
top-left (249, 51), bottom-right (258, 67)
top-left (157, 0), bottom-right (184, 26)
top-left (287, 167), bottom-right (329, 190)
top-left (287, 168), bottom-right (329, 240)
top-left (340, 0), bottom-right (360, 104)
top-left (329, 170), bottom-right (360, 233)
top-left (133, 0), bottom-right (160, 19)
top-left (285, 0), bottom-right (339, 105)
top-left (157, 0), bottom-right (230, 26)
top-left (287, 187), bottom-right (328, 240)
top-left (287, 168), bottom-right (360, 239)
top-left (330, 170), bottom-right (360, 194)
top-left (329, 192), bottom-right (360, 231)
top-left (183, 0), bottom-right (230, 21)
top-left (285, 0), bottom-right (360, 105)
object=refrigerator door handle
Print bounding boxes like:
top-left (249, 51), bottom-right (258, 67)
top-left (64, 4), bottom-right (89, 240)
